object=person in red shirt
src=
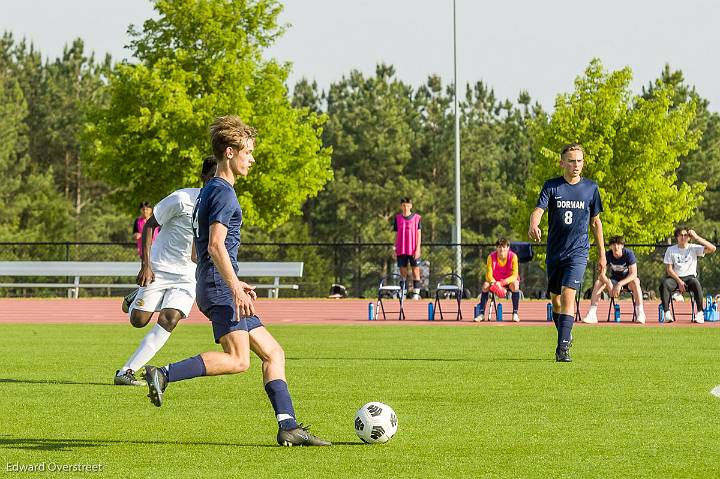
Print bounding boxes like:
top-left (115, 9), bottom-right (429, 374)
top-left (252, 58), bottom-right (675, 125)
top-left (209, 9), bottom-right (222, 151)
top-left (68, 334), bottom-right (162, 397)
top-left (474, 238), bottom-right (521, 322)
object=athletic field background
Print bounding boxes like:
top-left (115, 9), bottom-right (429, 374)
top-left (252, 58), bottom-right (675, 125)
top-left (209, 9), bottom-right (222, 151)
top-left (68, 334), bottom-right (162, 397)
top-left (2, 316), bottom-right (720, 478)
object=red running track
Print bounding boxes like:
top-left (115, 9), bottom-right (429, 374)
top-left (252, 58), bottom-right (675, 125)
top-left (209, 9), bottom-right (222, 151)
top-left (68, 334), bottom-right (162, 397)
top-left (0, 298), bottom-right (715, 327)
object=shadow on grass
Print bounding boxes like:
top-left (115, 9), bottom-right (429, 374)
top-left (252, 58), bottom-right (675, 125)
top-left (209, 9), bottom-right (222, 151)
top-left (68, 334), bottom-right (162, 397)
top-left (490, 358), bottom-right (551, 362)
top-left (0, 436), bottom-right (321, 451)
top-left (286, 357), bottom-right (474, 362)
top-left (0, 378), bottom-right (112, 387)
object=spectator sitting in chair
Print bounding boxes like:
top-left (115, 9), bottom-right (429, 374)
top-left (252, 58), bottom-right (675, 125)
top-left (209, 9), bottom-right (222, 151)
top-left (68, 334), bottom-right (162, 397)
top-left (582, 235), bottom-right (646, 324)
top-left (660, 226), bottom-right (716, 323)
top-left (474, 238), bottom-right (521, 322)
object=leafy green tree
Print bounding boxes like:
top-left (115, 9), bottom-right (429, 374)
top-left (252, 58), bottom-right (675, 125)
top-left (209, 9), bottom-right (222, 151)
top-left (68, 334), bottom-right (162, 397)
top-left (0, 65), bottom-right (73, 243)
top-left (643, 65), bottom-right (720, 239)
top-left (410, 75), bottom-right (455, 244)
top-left (85, 0), bottom-right (331, 230)
top-left (2, 33), bottom-right (126, 242)
top-left (516, 59), bottom-right (704, 250)
top-left (307, 65), bottom-right (425, 244)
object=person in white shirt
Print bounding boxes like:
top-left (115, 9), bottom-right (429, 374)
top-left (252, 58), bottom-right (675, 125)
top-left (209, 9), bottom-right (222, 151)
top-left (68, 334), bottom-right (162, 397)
top-left (114, 157), bottom-right (217, 386)
top-left (660, 226), bottom-right (716, 323)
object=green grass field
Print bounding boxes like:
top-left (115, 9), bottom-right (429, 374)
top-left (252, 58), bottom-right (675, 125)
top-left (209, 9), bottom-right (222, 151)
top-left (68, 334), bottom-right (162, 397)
top-left (2, 323), bottom-right (720, 478)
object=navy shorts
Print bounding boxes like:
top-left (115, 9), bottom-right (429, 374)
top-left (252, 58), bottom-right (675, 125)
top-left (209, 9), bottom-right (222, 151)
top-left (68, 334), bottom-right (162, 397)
top-left (397, 255), bottom-right (420, 268)
top-left (201, 304), bottom-right (264, 344)
top-left (547, 259), bottom-right (587, 296)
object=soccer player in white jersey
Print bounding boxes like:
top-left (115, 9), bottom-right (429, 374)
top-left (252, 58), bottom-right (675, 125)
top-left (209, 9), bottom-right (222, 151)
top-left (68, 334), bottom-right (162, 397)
top-left (114, 157), bottom-right (217, 386)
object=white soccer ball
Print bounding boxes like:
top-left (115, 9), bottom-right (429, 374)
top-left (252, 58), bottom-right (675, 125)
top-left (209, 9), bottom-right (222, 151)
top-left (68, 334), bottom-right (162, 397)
top-left (354, 402), bottom-right (398, 444)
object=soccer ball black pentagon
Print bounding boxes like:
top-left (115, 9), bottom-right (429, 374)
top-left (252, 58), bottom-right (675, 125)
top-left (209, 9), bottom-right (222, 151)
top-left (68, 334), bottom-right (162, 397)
top-left (354, 402), bottom-right (398, 444)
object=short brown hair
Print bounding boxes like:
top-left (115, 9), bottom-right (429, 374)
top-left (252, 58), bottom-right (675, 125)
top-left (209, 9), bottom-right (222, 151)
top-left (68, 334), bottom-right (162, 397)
top-left (560, 143), bottom-right (585, 159)
top-left (495, 238), bottom-right (509, 248)
top-left (609, 235), bottom-right (625, 246)
top-left (210, 115), bottom-right (257, 161)
top-left (674, 226), bottom-right (689, 238)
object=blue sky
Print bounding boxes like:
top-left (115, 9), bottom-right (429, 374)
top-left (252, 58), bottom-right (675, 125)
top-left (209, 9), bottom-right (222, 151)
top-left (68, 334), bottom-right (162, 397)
top-left (2, 0), bottom-right (719, 111)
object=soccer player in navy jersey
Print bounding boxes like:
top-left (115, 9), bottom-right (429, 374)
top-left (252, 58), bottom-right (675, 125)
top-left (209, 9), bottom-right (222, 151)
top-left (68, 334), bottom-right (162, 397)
top-left (143, 115), bottom-right (330, 447)
top-left (528, 143), bottom-right (606, 362)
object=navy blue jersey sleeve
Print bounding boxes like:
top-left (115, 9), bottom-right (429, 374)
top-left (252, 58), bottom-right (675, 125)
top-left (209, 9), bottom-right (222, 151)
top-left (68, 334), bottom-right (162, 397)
top-left (625, 248), bottom-right (637, 266)
top-left (132, 218), bottom-right (140, 234)
top-left (536, 181), bottom-right (551, 209)
top-left (417, 218), bottom-right (422, 230)
top-left (208, 186), bottom-right (237, 227)
top-left (590, 185), bottom-right (603, 217)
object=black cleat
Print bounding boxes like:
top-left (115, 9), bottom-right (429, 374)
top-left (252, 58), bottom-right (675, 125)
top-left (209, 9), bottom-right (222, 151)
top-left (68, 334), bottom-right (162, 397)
top-left (122, 289), bottom-right (139, 313)
top-left (114, 368), bottom-right (146, 386)
top-left (144, 365), bottom-right (168, 407)
top-left (555, 347), bottom-right (572, 362)
top-left (277, 424), bottom-right (331, 446)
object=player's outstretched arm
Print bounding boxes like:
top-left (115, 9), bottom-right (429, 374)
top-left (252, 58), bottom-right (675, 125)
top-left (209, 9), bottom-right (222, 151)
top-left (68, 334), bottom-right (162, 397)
top-left (590, 215), bottom-right (606, 276)
top-left (528, 207), bottom-right (544, 242)
top-left (137, 215), bottom-right (159, 286)
top-left (208, 222), bottom-right (256, 317)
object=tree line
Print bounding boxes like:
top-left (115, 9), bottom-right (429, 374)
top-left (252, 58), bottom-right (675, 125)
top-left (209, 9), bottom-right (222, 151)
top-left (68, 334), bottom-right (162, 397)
top-left (2, 0), bottom-right (720, 291)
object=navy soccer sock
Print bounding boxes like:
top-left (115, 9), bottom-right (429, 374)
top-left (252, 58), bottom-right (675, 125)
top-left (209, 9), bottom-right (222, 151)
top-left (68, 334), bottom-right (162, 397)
top-left (479, 292), bottom-right (489, 312)
top-left (265, 379), bottom-right (298, 430)
top-left (552, 311), bottom-right (559, 330)
top-left (557, 313), bottom-right (574, 350)
top-left (511, 292), bottom-right (520, 313)
top-left (163, 355), bottom-right (206, 383)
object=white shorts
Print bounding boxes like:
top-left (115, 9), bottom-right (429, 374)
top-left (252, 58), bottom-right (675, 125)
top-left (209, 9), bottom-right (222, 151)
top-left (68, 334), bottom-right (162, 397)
top-left (129, 270), bottom-right (196, 318)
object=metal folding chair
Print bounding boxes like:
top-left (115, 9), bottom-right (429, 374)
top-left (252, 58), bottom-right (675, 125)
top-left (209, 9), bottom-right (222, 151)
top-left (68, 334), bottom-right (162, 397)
top-left (483, 290), bottom-right (503, 321)
top-left (668, 290), bottom-right (697, 321)
top-left (377, 273), bottom-right (406, 320)
top-left (434, 273), bottom-right (463, 321)
top-left (606, 286), bottom-right (638, 322)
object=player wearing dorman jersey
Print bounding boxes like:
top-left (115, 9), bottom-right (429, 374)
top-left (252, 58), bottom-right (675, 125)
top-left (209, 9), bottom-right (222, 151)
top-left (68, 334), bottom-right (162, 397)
top-left (528, 143), bottom-right (606, 362)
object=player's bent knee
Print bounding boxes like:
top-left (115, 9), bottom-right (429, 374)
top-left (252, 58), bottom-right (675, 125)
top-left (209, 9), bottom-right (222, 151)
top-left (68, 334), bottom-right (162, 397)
top-left (129, 311), bottom-right (152, 328)
top-left (268, 345), bottom-right (286, 365)
top-left (158, 310), bottom-right (183, 332)
top-left (229, 357), bottom-right (250, 374)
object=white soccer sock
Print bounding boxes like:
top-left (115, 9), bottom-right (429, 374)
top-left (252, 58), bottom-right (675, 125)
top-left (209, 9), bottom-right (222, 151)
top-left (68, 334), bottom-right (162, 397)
top-left (636, 304), bottom-right (645, 313)
top-left (588, 304), bottom-right (597, 312)
top-left (121, 324), bottom-right (172, 373)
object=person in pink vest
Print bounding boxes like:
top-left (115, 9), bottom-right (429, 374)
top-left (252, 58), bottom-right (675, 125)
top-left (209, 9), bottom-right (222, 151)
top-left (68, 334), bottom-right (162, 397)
top-left (392, 197), bottom-right (422, 299)
top-left (474, 238), bottom-right (521, 322)
top-left (133, 202), bottom-right (160, 258)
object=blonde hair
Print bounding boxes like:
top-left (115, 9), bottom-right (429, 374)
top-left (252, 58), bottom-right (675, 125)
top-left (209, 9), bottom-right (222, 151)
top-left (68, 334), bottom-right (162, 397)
top-left (210, 115), bottom-right (257, 161)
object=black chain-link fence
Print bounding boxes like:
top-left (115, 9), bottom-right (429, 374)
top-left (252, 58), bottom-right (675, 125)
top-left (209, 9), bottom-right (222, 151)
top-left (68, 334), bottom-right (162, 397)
top-left (2, 242), bottom-right (720, 298)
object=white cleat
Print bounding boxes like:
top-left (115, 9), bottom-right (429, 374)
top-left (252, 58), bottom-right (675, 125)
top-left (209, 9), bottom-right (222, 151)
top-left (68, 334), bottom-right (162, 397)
top-left (664, 311), bottom-right (674, 323)
top-left (473, 313), bottom-right (484, 322)
top-left (694, 312), bottom-right (705, 324)
top-left (636, 311), bottom-right (646, 324)
top-left (512, 313), bottom-right (520, 322)
top-left (582, 309), bottom-right (598, 324)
